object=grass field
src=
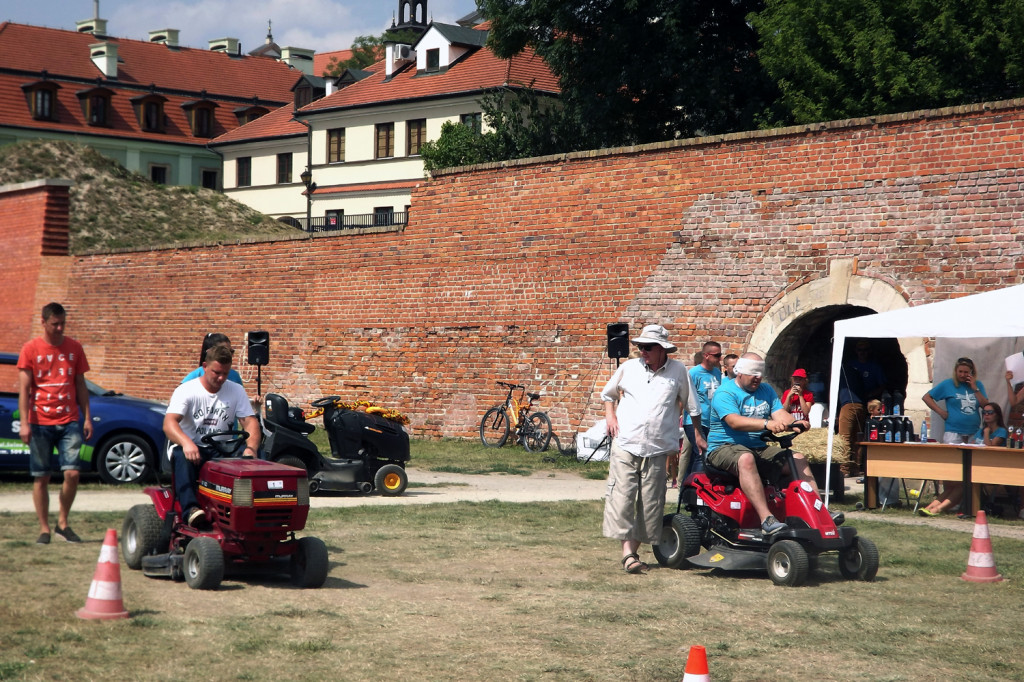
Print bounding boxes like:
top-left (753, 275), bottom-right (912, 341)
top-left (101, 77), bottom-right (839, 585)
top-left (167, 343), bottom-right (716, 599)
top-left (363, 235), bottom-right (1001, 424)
top-left (2, 438), bottom-right (1023, 681)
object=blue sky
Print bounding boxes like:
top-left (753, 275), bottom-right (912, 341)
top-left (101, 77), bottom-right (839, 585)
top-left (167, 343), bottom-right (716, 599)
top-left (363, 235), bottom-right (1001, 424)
top-left (1, 0), bottom-right (481, 53)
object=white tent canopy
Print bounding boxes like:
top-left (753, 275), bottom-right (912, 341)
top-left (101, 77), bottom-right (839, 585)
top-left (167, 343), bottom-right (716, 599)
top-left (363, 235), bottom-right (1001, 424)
top-left (824, 283), bottom-right (1024, 503)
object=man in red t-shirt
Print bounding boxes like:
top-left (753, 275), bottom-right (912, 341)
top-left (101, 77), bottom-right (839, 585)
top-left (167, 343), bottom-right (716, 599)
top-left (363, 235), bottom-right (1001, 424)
top-left (781, 369), bottom-right (815, 422)
top-left (17, 302), bottom-right (92, 544)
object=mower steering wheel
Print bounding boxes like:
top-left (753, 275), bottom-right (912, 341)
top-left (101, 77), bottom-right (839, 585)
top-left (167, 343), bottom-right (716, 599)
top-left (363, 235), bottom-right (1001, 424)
top-left (311, 396), bottom-right (341, 408)
top-left (759, 421), bottom-right (808, 442)
top-left (199, 430), bottom-right (250, 457)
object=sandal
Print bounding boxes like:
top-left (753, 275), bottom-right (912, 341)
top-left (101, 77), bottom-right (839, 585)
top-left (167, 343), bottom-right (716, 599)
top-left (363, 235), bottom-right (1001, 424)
top-left (917, 508), bottom-right (937, 517)
top-left (622, 553), bottom-right (648, 574)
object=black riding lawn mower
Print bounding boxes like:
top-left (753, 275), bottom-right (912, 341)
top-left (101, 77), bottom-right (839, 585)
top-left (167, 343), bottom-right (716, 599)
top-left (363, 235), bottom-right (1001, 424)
top-left (261, 394), bottom-right (411, 495)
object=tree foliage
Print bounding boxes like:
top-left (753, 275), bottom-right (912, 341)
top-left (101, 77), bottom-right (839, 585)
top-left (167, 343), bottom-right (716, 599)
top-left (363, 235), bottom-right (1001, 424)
top-left (751, 0), bottom-right (1024, 124)
top-left (323, 29), bottom-right (422, 77)
top-left (479, 0), bottom-right (780, 149)
top-left (420, 87), bottom-right (572, 172)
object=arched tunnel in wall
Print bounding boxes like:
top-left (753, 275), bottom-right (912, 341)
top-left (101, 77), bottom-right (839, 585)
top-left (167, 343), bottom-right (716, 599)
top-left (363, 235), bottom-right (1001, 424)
top-left (763, 305), bottom-right (909, 412)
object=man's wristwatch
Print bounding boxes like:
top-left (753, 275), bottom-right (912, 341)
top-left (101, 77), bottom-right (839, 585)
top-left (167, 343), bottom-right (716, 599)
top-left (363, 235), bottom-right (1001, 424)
top-left (763, 419), bottom-right (769, 430)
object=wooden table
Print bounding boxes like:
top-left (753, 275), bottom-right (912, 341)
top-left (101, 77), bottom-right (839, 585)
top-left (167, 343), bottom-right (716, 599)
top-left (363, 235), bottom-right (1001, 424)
top-left (861, 442), bottom-right (970, 510)
top-left (862, 442), bottom-right (1023, 513)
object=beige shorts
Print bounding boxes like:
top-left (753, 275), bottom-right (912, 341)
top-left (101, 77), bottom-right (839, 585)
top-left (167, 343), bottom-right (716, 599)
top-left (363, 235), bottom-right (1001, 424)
top-left (706, 442), bottom-right (787, 479)
top-left (602, 441), bottom-right (669, 544)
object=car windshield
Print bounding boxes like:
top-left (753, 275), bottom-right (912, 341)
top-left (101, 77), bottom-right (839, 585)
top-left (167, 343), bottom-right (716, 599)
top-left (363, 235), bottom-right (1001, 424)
top-left (86, 378), bottom-right (120, 397)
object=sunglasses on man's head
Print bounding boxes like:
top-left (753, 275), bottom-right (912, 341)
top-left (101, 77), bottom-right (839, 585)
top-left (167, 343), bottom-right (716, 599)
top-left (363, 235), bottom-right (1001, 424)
top-left (637, 344), bottom-right (657, 351)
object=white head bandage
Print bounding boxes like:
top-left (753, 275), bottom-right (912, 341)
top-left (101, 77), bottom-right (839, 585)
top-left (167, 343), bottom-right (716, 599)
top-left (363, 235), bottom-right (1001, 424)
top-left (734, 358), bottom-right (765, 377)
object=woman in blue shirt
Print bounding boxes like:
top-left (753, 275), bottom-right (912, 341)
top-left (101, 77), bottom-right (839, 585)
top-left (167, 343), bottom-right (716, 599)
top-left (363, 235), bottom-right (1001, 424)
top-left (973, 403), bottom-right (1008, 446)
top-left (922, 357), bottom-right (988, 443)
top-left (181, 332), bottom-right (244, 386)
top-left (919, 357), bottom-right (989, 516)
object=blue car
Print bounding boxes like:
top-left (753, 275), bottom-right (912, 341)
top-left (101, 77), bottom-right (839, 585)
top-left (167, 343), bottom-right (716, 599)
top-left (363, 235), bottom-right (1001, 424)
top-left (0, 352), bottom-right (167, 484)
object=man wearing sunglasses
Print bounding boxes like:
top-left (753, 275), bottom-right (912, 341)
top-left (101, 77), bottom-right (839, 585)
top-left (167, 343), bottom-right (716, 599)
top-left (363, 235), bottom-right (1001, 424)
top-left (600, 324), bottom-right (705, 574)
top-left (690, 341), bottom-right (723, 439)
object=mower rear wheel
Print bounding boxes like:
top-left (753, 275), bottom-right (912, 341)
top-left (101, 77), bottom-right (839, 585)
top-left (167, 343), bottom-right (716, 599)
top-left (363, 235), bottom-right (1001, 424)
top-left (480, 407), bottom-right (510, 447)
top-left (375, 464), bottom-right (408, 496)
top-left (183, 537), bottom-right (224, 590)
top-left (838, 536), bottom-right (879, 581)
top-left (653, 514), bottom-right (702, 569)
top-left (767, 540), bottom-right (810, 587)
top-left (122, 504), bottom-right (163, 570)
top-left (276, 455), bottom-right (308, 476)
top-left (290, 536), bottom-right (330, 588)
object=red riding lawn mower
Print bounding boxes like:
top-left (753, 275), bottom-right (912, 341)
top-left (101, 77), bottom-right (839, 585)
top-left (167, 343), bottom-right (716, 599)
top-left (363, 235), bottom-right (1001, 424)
top-left (654, 426), bottom-right (878, 587)
top-left (121, 431), bottom-right (329, 590)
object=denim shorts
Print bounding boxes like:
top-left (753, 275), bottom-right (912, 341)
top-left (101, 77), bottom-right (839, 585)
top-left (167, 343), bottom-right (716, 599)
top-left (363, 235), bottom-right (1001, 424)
top-left (28, 422), bottom-right (84, 477)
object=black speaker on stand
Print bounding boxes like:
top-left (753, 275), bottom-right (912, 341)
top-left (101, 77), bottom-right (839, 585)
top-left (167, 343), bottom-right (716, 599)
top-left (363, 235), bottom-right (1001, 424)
top-left (246, 331), bottom-right (269, 397)
top-left (607, 323), bottom-right (629, 362)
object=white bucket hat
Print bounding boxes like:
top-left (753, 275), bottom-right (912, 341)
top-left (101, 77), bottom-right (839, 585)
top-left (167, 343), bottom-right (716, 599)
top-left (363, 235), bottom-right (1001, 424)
top-left (631, 324), bottom-right (677, 353)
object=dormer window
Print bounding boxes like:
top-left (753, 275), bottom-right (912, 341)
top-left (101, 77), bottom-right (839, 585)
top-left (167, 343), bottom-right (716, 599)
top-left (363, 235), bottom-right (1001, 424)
top-left (426, 49), bottom-right (440, 73)
top-left (21, 80), bottom-right (61, 121)
top-left (233, 105), bottom-right (270, 125)
top-left (76, 86), bottom-right (114, 126)
top-left (130, 93), bottom-right (168, 132)
top-left (295, 84), bottom-right (313, 109)
top-left (181, 99), bottom-right (218, 137)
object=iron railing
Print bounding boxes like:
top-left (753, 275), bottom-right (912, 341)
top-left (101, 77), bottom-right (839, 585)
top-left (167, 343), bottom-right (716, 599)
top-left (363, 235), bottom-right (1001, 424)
top-left (287, 212), bottom-right (409, 233)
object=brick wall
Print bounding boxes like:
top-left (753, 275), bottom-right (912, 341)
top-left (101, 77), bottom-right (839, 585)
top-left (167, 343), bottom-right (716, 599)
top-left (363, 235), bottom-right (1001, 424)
top-left (21, 101), bottom-right (1024, 440)
top-left (0, 179), bottom-right (73, 352)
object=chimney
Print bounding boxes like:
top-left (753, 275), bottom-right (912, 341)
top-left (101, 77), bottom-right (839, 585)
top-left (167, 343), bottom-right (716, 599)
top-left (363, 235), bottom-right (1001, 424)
top-left (76, 18), bottom-right (109, 36)
top-left (209, 37), bottom-right (240, 54)
top-left (280, 47), bottom-right (315, 75)
top-left (149, 29), bottom-right (180, 47)
top-left (89, 41), bottom-right (118, 79)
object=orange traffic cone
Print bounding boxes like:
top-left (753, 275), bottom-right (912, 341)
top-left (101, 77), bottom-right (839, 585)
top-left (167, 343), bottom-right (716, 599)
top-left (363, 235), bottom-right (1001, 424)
top-left (960, 510), bottom-right (1004, 583)
top-left (77, 528), bottom-right (129, 620)
top-left (682, 644), bottom-right (709, 682)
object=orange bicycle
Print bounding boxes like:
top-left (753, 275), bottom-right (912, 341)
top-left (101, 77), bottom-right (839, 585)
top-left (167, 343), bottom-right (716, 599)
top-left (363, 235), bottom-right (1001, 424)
top-left (480, 381), bottom-right (552, 452)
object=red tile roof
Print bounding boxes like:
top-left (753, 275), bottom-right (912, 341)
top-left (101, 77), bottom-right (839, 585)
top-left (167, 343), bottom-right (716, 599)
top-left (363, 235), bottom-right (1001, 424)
top-left (313, 49), bottom-right (353, 77)
top-left (209, 100), bottom-right (305, 145)
top-left (299, 39), bottom-right (559, 114)
top-left (313, 179), bottom-right (422, 195)
top-left (0, 21), bottom-right (303, 146)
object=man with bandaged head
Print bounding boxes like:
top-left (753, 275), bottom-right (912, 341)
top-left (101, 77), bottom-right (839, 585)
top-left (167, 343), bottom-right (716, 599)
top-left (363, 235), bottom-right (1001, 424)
top-left (705, 352), bottom-right (833, 534)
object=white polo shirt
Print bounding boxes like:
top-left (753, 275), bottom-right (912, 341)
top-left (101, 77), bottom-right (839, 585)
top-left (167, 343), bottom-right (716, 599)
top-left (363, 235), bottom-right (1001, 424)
top-left (601, 356), bottom-right (700, 457)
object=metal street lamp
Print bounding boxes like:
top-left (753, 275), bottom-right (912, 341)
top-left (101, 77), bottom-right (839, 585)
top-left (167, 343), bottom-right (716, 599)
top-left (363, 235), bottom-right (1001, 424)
top-left (300, 167), bottom-right (316, 231)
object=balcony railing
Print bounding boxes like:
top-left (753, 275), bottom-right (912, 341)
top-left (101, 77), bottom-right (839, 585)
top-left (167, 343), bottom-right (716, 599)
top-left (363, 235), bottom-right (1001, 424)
top-left (286, 212), bottom-right (409, 233)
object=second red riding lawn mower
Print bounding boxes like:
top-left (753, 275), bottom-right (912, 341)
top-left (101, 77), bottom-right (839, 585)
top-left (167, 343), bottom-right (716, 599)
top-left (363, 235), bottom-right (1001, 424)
top-left (654, 426), bottom-right (878, 587)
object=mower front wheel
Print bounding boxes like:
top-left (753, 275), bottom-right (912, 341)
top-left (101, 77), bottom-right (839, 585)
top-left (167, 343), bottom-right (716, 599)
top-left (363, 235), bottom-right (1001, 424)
top-left (767, 540), bottom-right (810, 587)
top-left (183, 537), bottom-right (224, 590)
top-left (838, 536), bottom-right (879, 582)
top-left (122, 504), bottom-right (164, 570)
top-left (653, 514), bottom-right (702, 569)
top-left (375, 464), bottom-right (408, 496)
top-left (290, 536), bottom-right (330, 588)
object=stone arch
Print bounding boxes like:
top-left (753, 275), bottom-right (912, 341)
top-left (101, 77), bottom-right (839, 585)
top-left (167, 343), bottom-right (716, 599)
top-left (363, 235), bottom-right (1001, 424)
top-left (747, 259), bottom-right (929, 418)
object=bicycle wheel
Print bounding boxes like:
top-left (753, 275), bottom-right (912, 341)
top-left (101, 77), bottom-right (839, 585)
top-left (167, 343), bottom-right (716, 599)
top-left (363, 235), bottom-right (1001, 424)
top-left (522, 412), bottom-right (552, 452)
top-left (480, 407), bottom-right (510, 447)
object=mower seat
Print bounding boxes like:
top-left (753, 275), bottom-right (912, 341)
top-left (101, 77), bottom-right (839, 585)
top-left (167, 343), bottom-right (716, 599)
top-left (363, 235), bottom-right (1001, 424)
top-left (264, 393), bottom-right (316, 435)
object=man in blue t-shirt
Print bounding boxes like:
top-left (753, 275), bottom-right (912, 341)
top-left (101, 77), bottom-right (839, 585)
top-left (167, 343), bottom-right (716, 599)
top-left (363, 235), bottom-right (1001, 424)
top-left (706, 353), bottom-right (822, 535)
top-left (689, 341), bottom-right (723, 439)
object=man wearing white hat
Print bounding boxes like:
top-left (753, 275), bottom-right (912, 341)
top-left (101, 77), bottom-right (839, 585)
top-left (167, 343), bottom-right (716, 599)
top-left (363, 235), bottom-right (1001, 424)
top-left (600, 324), bottom-right (705, 574)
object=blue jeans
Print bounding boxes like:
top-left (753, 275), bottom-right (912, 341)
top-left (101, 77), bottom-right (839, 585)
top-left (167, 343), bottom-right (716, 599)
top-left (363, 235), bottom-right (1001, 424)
top-left (28, 422), bottom-right (84, 477)
top-left (170, 445), bottom-right (215, 514)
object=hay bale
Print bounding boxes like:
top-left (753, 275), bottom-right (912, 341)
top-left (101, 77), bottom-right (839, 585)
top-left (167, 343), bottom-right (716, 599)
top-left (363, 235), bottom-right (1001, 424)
top-left (793, 427), bottom-right (849, 464)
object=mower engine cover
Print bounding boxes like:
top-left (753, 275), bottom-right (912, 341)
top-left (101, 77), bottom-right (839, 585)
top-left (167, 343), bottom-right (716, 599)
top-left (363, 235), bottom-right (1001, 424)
top-left (325, 409), bottom-right (410, 461)
top-left (198, 458), bottom-right (310, 532)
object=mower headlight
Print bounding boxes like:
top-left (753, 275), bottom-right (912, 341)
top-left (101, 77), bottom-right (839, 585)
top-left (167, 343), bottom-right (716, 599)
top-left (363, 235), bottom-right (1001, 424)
top-left (233, 479), bottom-right (253, 507)
top-left (297, 480), bottom-right (309, 506)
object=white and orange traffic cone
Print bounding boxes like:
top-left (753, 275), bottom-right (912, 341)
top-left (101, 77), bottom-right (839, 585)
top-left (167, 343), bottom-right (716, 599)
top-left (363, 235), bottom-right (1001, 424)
top-left (960, 510), bottom-right (1004, 583)
top-left (682, 644), bottom-right (709, 682)
top-left (76, 528), bottom-right (129, 620)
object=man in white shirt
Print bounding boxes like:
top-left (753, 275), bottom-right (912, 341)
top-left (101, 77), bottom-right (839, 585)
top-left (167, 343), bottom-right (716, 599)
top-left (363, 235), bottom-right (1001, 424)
top-left (601, 324), bottom-right (705, 574)
top-left (164, 345), bottom-right (260, 528)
